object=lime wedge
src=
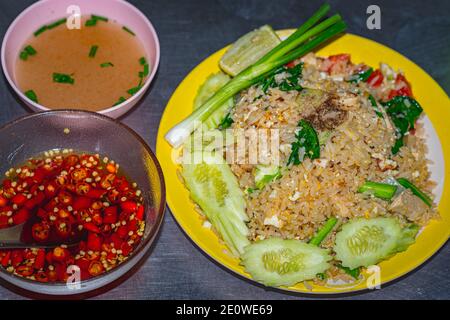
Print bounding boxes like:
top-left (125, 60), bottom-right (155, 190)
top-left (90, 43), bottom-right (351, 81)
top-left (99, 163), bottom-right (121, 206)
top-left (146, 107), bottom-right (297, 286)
top-left (219, 25), bottom-right (281, 76)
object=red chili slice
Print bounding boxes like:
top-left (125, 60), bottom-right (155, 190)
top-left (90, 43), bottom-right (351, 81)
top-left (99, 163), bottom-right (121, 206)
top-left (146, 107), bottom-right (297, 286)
top-left (88, 260), bottom-right (104, 276)
top-left (121, 201), bottom-right (137, 213)
top-left (72, 196), bottom-right (92, 211)
top-left (44, 181), bottom-right (58, 198)
top-left (0, 195), bottom-right (7, 207)
top-left (0, 216), bottom-right (9, 228)
top-left (11, 194), bottom-right (27, 206)
top-left (86, 189), bottom-right (106, 199)
top-left (16, 265), bottom-right (34, 277)
top-left (83, 222), bottom-right (101, 233)
top-left (64, 154), bottom-right (79, 167)
top-left (1, 251), bottom-right (11, 267)
top-left (12, 208), bottom-right (30, 225)
top-left (52, 247), bottom-right (68, 262)
top-left (103, 206), bottom-right (118, 224)
top-left (366, 69), bottom-right (383, 87)
top-left (11, 250), bottom-right (24, 267)
top-left (58, 191), bottom-right (73, 206)
top-left (76, 182), bottom-right (91, 195)
top-left (31, 222), bottom-right (50, 242)
top-left (71, 168), bottom-right (88, 182)
top-left (35, 270), bottom-right (49, 282)
top-left (87, 233), bottom-right (102, 251)
top-left (121, 242), bottom-right (133, 256)
top-left (136, 205), bottom-right (145, 221)
top-left (34, 249), bottom-right (46, 270)
top-left (54, 219), bottom-right (72, 239)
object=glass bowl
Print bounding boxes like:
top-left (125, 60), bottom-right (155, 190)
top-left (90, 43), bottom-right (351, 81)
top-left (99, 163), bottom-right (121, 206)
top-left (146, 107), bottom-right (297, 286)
top-left (0, 110), bottom-right (165, 297)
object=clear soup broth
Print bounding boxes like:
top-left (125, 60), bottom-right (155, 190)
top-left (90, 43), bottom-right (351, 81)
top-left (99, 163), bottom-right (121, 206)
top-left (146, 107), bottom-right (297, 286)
top-left (15, 15), bottom-right (149, 111)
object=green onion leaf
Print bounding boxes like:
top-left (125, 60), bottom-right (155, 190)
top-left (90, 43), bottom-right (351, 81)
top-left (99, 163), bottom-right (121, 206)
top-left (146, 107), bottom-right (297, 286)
top-left (85, 19), bottom-right (97, 27)
top-left (19, 51), bottom-right (28, 61)
top-left (358, 181), bottom-right (397, 200)
top-left (127, 86), bottom-right (141, 95)
top-left (113, 96), bottom-right (126, 106)
top-left (396, 178), bottom-right (433, 207)
top-left (24, 45), bottom-right (37, 55)
top-left (309, 217), bottom-right (338, 246)
top-left (24, 90), bottom-right (38, 103)
top-left (100, 62), bottom-right (114, 68)
top-left (53, 73), bottom-right (75, 84)
top-left (89, 45), bottom-right (98, 58)
top-left (91, 14), bottom-right (108, 22)
top-left (47, 18), bottom-right (67, 29)
top-left (139, 57), bottom-right (147, 65)
top-left (142, 64), bottom-right (150, 77)
top-left (33, 25), bottom-right (47, 37)
top-left (122, 26), bottom-right (135, 36)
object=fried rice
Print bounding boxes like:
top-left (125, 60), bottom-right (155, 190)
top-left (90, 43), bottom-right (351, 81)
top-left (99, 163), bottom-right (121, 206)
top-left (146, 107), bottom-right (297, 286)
top-left (225, 53), bottom-right (438, 243)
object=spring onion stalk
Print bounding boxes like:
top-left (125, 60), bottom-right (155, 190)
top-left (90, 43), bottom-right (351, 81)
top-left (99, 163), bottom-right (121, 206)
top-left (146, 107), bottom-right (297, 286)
top-left (165, 13), bottom-right (346, 147)
top-left (309, 217), bottom-right (338, 246)
top-left (358, 181), bottom-right (397, 200)
top-left (257, 4), bottom-right (332, 64)
top-left (396, 178), bottom-right (433, 207)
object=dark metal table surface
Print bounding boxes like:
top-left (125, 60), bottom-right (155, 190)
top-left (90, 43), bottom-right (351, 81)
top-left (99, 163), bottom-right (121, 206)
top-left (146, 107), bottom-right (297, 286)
top-left (0, 0), bottom-right (448, 300)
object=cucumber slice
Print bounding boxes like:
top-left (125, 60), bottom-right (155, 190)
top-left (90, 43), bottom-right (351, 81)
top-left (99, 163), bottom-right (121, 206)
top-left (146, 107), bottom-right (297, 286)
top-left (242, 238), bottom-right (331, 287)
top-left (182, 151), bottom-right (250, 255)
top-left (395, 224), bottom-right (420, 252)
top-left (193, 72), bottom-right (234, 130)
top-left (219, 25), bottom-right (281, 76)
top-left (334, 217), bottom-right (402, 269)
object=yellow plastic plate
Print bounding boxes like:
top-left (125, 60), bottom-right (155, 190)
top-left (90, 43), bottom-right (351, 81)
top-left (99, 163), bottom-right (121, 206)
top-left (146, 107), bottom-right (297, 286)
top-left (156, 32), bottom-right (450, 294)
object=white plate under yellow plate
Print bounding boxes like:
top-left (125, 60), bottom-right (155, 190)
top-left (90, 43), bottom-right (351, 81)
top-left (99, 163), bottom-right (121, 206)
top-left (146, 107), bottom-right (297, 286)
top-left (156, 31), bottom-right (450, 294)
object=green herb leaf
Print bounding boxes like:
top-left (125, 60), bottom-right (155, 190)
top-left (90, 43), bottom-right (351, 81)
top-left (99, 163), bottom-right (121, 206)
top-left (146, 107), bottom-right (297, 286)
top-left (337, 264), bottom-right (360, 279)
top-left (24, 90), bottom-right (38, 103)
top-left (53, 73), bottom-right (75, 84)
top-left (100, 62), bottom-right (114, 68)
top-left (287, 119), bottom-right (320, 165)
top-left (382, 96), bottom-right (423, 154)
top-left (91, 14), bottom-right (108, 22)
top-left (122, 26), bottom-right (135, 36)
top-left (257, 63), bottom-right (303, 93)
top-left (347, 67), bottom-right (373, 83)
top-left (89, 45), bottom-right (98, 58)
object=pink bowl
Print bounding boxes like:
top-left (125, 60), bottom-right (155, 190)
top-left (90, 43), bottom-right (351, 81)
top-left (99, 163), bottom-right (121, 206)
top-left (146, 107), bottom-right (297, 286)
top-left (1, 0), bottom-right (160, 118)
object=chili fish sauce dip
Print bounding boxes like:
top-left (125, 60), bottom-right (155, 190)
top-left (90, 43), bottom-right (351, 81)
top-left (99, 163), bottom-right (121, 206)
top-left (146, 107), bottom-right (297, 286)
top-left (0, 151), bottom-right (146, 282)
top-left (15, 15), bottom-right (150, 111)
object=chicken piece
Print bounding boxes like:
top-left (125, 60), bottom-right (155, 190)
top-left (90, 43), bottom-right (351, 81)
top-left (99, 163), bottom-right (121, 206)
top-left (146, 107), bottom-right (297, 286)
top-left (388, 189), bottom-right (429, 222)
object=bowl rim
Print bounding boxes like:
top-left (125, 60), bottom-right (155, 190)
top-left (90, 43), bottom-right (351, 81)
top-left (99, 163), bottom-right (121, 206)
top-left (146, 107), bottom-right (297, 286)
top-left (0, 109), bottom-right (166, 294)
top-left (0, 0), bottom-right (161, 115)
